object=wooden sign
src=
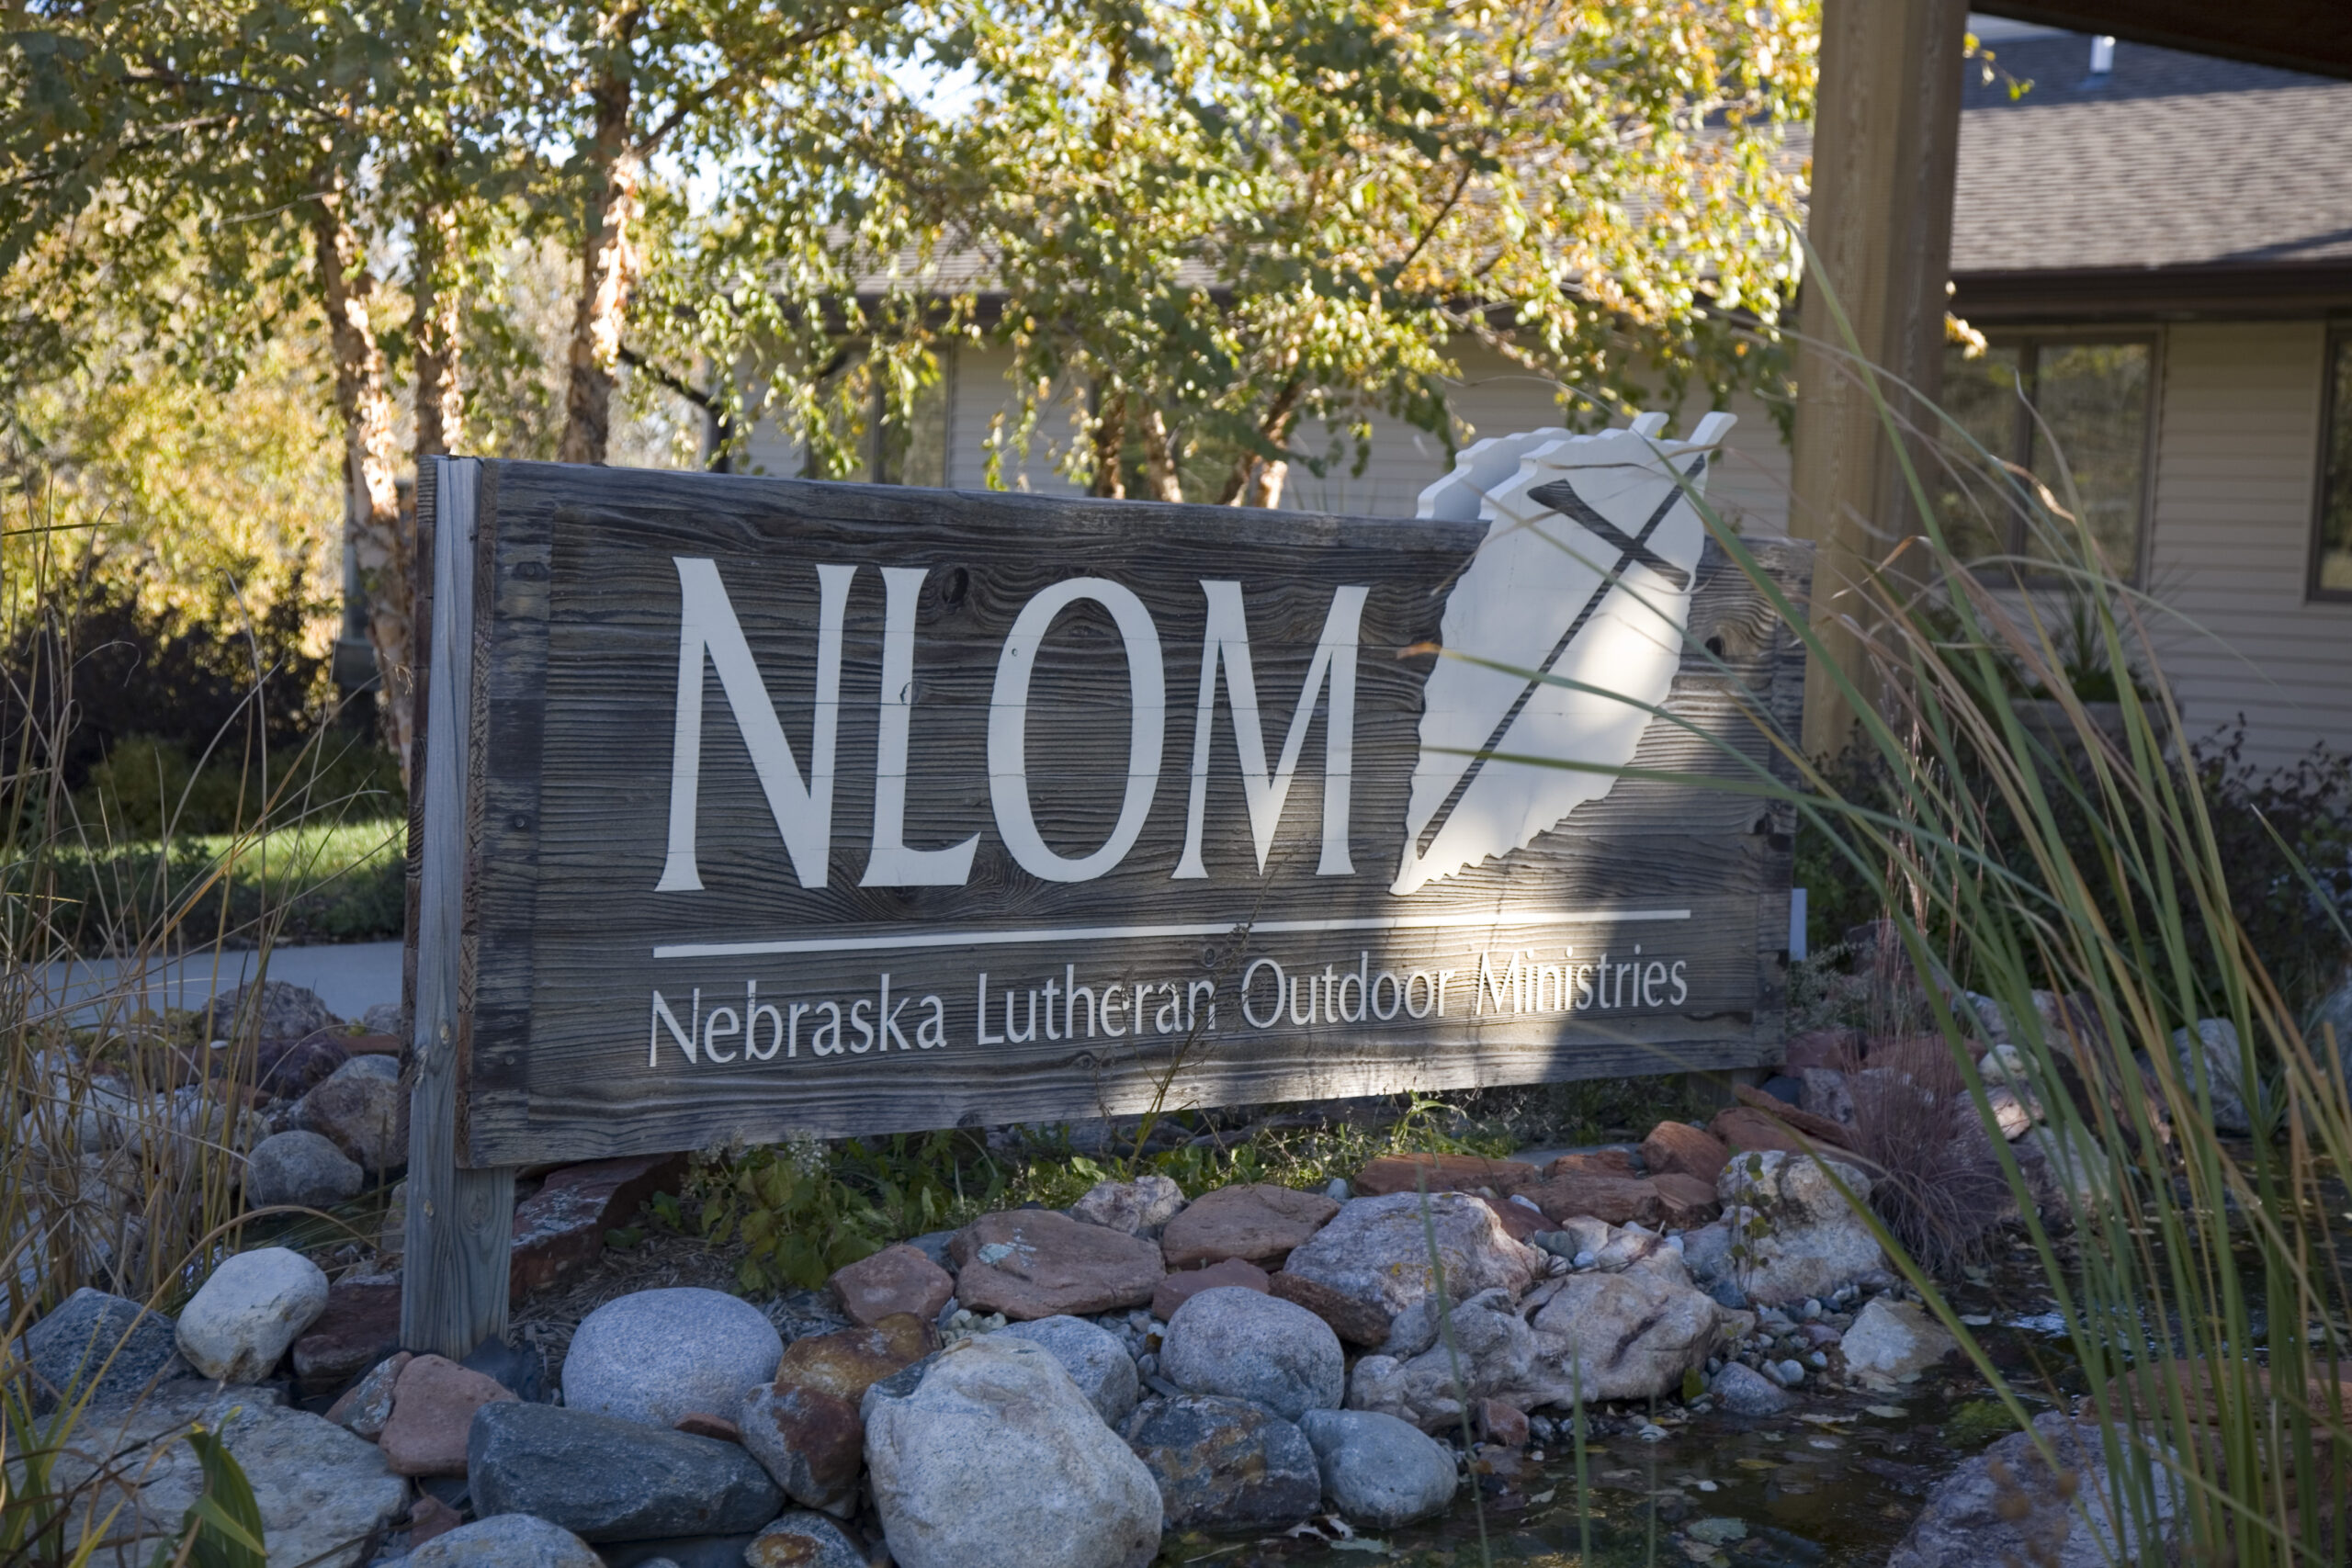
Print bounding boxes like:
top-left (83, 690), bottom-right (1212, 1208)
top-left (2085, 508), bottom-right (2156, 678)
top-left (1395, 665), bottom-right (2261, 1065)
top-left (399, 414), bottom-right (1808, 1348)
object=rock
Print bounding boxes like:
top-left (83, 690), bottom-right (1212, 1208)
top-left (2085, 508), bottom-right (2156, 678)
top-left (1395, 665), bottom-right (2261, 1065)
top-left (47, 1383), bottom-right (409, 1567)
top-left (252, 1031), bottom-right (354, 1100)
top-left (1733, 1082), bottom-right (1856, 1146)
top-left (1528, 1269), bottom-right (1733, 1402)
top-left (904, 1229), bottom-right (956, 1269)
top-left (404, 1513), bottom-right (605, 1567)
top-left (1069, 1174), bottom-right (1187, 1236)
top-left (244, 1129), bottom-right (365, 1212)
top-left (1151, 1257), bottom-right (1270, 1321)
top-left (1522, 1170), bottom-right (1665, 1226)
top-left (1889, 1411), bottom-right (2179, 1567)
top-left (2172, 1017), bottom-right (2255, 1133)
top-left (1710, 1105), bottom-right (1815, 1156)
top-left (1799, 1068), bottom-right (1859, 1128)
top-left (1639, 1121), bottom-right (1729, 1185)
top-left (1346, 1288), bottom-right (1539, 1430)
top-left (1985, 1086), bottom-right (2038, 1139)
top-left (24, 1287), bottom-right (188, 1410)
top-left (1477, 1396), bottom-right (1530, 1447)
top-left (212, 978), bottom-right (340, 1043)
top-left (740, 1381), bottom-right (865, 1513)
top-left (1840, 1297), bottom-right (1959, 1387)
top-left (1280, 1191), bottom-right (1542, 1329)
top-left (996, 1314), bottom-right (1141, 1426)
top-left (175, 1246), bottom-right (329, 1382)
top-left (2313, 977), bottom-right (2352, 1084)
top-left (828, 1242), bottom-right (956, 1328)
top-left (1267, 1269), bottom-right (1390, 1348)
top-left (469, 1400), bottom-right (783, 1541)
top-left (291, 1276), bottom-right (404, 1394)
top-left (462, 1332), bottom-right (547, 1404)
top-left (1352, 1153), bottom-right (1536, 1198)
top-left (295, 1055), bottom-right (404, 1171)
top-left (327, 1351), bottom-right (410, 1438)
top-left (1785, 1028), bottom-right (1862, 1071)
top-left (1652, 1172), bottom-right (1722, 1226)
top-left (562, 1287), bottom-right (784, 1429)
top-left (2018, 1122), bottom-right (2111, 1211)
top-left (673, 1411), bottom-right (740, 1441)
top-left (1297, 1408), bottom-right (1458, 1529)
top-left (775, 1315), bottom-right (933, 1404)
top-left (1711, 1359), bottom-right (1792, 1414)
top-left (1121, 1394), bottom-right (1320, 1535)
top-left (1543, 1147), bottom-right (1642, 1179)
top-left (745, 1511), bottom-right (867, 1568)
top-left (1160, 1286), bottom-right (1343, 1421)
top-left (379, 1352), bottom-right (517, 1475)
top-left (1479, 1195), bottom-right (1552, 1242)
top-left (1679, 1222), bottom-right (1745, 1308)
top-left (865, 1335), bottom-right (1161, 1568)
top-left (949, 1209), bottom-right (1165, 1320)
top-left (404, 1489), bottom-right (464, 1548)
top-left (1159, 1183), bottom-right (1339, 1269)
top-left (510, 1153), bottom-right (689, 1297)
top-left (1717, 1150), bottom-right (1887, 1304)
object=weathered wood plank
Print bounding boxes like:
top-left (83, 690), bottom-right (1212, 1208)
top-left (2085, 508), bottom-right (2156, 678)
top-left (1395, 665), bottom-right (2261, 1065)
top-left (401, 457), bottom-right (514, 1353)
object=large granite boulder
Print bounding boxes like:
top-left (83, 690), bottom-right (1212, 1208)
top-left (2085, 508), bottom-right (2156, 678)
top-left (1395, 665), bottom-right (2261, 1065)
top-left (561, 1287), bottom-right (783, 1429)
top-left (1121, 1394), bottom-right (1320, 1536)
top-left (1716, 1150), bottom-right (1887, 1304)
top-left (243, 1130), bottom-right (365, 1211)
top-left (1280, 1192), bottom-right (1542, 1337)
top-left (1159, 1287), bottom-right (1343, 1421)
top-left (1343, 1288), bottom-right (1540, 1431)
top-left (1526, 1269), bottom-right (1736, 1403)
top-left (295, 1055), bottom-right (404, 1171)
top-left (949, 1210), bottom-right (1165, 1319)
top-left (1889, 1411), bottom-right (2179, 1567)
top-left (864, 1336), bottom-right (1161, 1568)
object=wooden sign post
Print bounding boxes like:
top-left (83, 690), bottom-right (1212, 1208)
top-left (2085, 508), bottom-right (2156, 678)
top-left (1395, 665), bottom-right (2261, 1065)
top-left (400, 416), bottom-right (1811, 1356)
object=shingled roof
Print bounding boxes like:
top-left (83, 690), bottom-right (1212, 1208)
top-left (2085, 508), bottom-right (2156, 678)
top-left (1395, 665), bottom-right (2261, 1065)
top-left (1952, 28), bottom-right (2352, 318)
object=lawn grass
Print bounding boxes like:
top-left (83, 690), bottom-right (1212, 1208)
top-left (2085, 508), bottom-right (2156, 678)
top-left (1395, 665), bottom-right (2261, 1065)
top-left (23, 815), bottom-right (406, 950)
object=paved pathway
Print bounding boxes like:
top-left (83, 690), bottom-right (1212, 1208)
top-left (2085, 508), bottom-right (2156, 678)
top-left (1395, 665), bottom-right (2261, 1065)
top-left (35, 941), bottom-right (404, 1028)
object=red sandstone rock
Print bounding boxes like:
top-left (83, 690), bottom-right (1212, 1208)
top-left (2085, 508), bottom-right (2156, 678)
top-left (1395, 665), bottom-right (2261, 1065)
top-left (1785, 1028), bottom-right (1862, 1072)
top-left (1267, 1271), bottom-right (1391, 1348)
top-left (1523, 1171), bottom-right (1665, 1227)
top-left (1353, 1154), bottom-right (1536, 1199)
top-left (508, 1152), bottom-right (687, 1298)
top-left (1542, 1149), bottom-right (1639, 1179)
top-left (1151, 1257), bottom-right (1271, 1320)
top-left (291, 1279), bottom-right (402, 1395)
top-left (1710, 1104), bottom-right (1814, 1156)
top-left (1652, 1172), bottom-right (1722, 1226)
top-left (674, 1411), bottom-right (743, 1443)
top-left (949, 1210), bottom-right (1164, 1319)
top-left (828, 1243), bottom-right (954, 1327)
top-left (1640, 1121), bottom-right (1731, 1186)
top-left (1480, 1196), bottom-right (1552, 1242)
top-left (406, 1493), bottom-right (463, 1549)
top-left (1733, 1083), bottom-right (1856, 1148)
top-left (1159, 1183), bottom-right (1339, 1269)
top-left (1477, 1397), bottom-right (1530, 1448)
top-left (379, 1354), bottom-right (517, 1476)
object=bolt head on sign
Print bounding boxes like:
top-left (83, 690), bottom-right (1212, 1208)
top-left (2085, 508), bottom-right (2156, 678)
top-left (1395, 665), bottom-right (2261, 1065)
top-left (416, 414), bottom-right (1807, 1166)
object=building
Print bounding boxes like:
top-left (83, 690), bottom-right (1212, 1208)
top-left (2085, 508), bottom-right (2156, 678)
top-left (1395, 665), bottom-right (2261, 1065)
top-left (744, 20), bottom-right (2352, 771)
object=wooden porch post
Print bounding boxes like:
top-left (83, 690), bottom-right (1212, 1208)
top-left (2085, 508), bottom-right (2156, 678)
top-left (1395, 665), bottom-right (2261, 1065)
top-left (1789, 0), bottom-right (1971, 759)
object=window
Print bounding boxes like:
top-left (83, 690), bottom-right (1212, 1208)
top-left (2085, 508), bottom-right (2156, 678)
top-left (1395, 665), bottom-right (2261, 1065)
top-left (1937, 335), bottom-right (2154, 581)
top-left (2312, 330), bottom-right (2352, 600)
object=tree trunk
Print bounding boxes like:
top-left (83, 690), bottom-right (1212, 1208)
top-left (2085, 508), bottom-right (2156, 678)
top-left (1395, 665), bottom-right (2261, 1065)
top-left (311, 178), bottom-right (414, 778)
top-left (1138, 404), bottom-right (1183, 502)
top-left (413, 196), bottom-right (463, 458)
top-left (559, 75), bottom-right (642, 467)
top-left (1217, 378), bottom-right (1301, 507)
top-left (1089, 387), bottom-right (1125, 498)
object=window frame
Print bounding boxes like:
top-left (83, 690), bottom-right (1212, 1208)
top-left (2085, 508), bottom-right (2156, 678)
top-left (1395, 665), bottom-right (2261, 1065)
top-left (1951, 328), bottom-right (2162, 586)
top-left (2309, 325), bottom-right (2352, 604)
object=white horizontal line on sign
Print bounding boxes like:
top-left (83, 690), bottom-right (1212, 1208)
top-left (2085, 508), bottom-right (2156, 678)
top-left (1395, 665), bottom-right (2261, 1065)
top-left (653, 907), bottom-right (1691, 960)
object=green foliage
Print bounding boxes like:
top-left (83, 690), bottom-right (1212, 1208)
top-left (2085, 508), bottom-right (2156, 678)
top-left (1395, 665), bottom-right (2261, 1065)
top-left (167, 1424), bottom-right (268, 1568)
top-left (75, 736), bottom-right (401, 842)
top-left (1939, 1398), bottom-right (2017, 1452)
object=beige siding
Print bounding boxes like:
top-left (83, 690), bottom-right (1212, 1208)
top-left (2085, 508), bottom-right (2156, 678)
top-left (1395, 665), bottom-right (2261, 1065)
top-left (2145, 322), bottom-right (2352, 770)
